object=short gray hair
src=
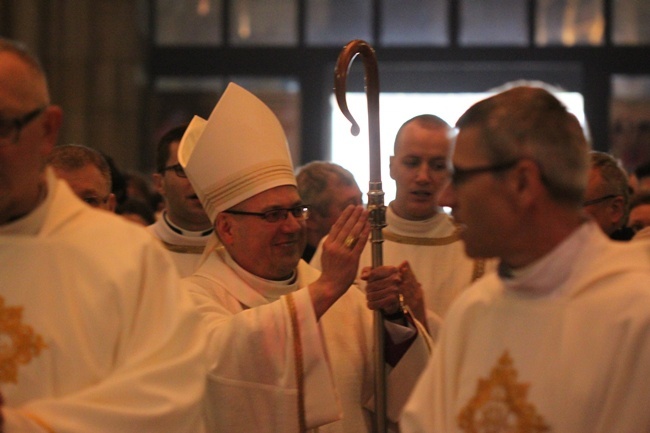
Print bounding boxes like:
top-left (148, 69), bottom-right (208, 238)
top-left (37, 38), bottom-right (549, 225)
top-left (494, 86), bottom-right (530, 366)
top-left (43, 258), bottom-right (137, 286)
top-left (590, 151), bottom-right (631, 210)
top-left (296, 161), bottom-right (359, 217)
top-left (47, 144), bottom-right (112, 191)
top-left (456, 85), bottom-right (590, 205)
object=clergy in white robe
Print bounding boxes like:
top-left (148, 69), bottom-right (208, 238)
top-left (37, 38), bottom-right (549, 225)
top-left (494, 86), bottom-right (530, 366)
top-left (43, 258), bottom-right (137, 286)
top-left (150, 124), bottom-right (213, 277)
top-left (401, 84), bottom-right (650, 433)
top-left (178, 82), bottom-right (431, 433)
top-left (0, 171), bottom-right (208, 432)
top-left (401, 222), bottom-right (650, 432)
top-left (0, 37), bottom-right (207, 433)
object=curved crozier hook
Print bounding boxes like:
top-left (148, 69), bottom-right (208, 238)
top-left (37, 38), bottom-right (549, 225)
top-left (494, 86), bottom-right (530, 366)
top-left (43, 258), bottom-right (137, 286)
top-left (334, 39), bottom-right (381, 181)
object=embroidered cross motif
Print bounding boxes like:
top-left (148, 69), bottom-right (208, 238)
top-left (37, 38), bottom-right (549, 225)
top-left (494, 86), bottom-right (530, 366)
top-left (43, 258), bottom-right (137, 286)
top-left (0, 296), bottom-right (47, 383)
top-left (458, 351), bottom-right (549, 433)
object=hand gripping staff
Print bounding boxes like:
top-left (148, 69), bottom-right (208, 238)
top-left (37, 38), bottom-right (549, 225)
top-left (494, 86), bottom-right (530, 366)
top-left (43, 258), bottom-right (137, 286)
top-left (334, 39), bottom-right (388, 433)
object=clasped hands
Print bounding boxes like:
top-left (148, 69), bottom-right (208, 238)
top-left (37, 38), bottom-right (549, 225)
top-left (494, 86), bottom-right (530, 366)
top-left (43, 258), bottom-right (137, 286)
top-left (361, 261), bottom-right (427, 327)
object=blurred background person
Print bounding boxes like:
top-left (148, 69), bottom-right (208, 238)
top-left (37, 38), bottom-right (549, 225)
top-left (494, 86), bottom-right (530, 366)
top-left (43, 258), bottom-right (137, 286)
top-left (628, 192), bottom-right (650, 234)
top-left (631, 160), bottom-right (650, 194)
top-left (125, 170), bottom-right (161, 216)
top-left (116, 197), bottom-right (157, 226)
top-left (583, 151), bottom-right (633, 240)
top-left (47, 144), bottom-right (116, 211)
top-left (149, 124), bottom-right (213, 277)
top-left (296, 160), bottom-right (362, 262)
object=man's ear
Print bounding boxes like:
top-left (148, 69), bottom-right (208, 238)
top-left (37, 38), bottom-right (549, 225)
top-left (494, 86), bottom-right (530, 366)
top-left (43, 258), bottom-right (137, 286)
top-left (152, 173), bottom-right (165, 196)
top-left (41, 105), bottom-right (63, 155)
top-left (389, 156), bottom-right (396, 180)
top-left (215, 213), bottom-right (234, 245)
top-left (512, 159), bottom-right (545, 207)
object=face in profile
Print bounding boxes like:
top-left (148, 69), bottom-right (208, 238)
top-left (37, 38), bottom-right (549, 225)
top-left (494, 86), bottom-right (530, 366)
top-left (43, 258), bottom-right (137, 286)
top-left (439, 126), bottom-right (514, 260)
top-left (154, 140), bottom-right (211, 230)
top-left (0, 51), bottom-right (61, 224)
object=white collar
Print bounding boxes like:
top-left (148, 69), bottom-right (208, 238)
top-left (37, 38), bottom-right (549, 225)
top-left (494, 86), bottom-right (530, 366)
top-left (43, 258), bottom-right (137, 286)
top-left (499, 222), bottom-right (594, 298)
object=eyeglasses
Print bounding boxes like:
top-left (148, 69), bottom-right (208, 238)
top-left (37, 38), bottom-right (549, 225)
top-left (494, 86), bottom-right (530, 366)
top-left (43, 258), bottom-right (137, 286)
top-left (450, 159), bottom-right (521, 186)
top-left (223, 205), bottom-right (310, 223)
top-left (0, 106), bottom-right (47, 143)
top-left (161, 163), bottom-right (187, 178)
top-left (582, 194), bottom-right (619, 207)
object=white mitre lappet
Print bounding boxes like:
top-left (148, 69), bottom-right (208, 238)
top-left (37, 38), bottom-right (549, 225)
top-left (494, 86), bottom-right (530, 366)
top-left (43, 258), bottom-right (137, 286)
top-left (178, 82), bottom-right (297, 223)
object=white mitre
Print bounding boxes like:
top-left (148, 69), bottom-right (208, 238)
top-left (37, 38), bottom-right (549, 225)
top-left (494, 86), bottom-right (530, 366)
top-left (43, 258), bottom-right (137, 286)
top-left (178, 82), bottom-right (297, 223)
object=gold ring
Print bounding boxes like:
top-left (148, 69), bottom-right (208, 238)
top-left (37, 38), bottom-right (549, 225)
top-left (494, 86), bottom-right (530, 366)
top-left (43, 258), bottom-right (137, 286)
top-left (343, 235), bottom-right (358, 249)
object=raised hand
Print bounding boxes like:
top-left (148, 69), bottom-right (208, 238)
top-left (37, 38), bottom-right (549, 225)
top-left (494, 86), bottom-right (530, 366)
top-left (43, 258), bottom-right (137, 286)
top-left (309, 205), bottom-right (370, 318)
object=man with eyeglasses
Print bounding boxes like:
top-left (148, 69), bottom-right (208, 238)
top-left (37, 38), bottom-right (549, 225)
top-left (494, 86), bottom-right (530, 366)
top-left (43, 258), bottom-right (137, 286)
top-left (582, 150), bottom-right (633, 240)
top-left (401, 84), bottom-right (650, 433)
top-left (47, 144), bottom-right (117, 212)
top-left (149, 124), bottom-right (213, 277)
top-left (180, 83), bottom-right (430, 433)
top-left (0, 38), bottom-right (207, 432)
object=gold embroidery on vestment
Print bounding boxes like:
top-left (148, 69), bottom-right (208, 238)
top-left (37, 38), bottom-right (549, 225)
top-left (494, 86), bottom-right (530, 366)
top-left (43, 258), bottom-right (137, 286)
top-left (458, 351), bottom-right (549, 433)
top-left (0, 296), bottom-right (47, 383)
top-left (285, 293), bottom-right (306, 432)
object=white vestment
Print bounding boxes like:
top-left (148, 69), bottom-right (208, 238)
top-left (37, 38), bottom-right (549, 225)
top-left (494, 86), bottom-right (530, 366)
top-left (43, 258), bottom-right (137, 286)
top-left (312, 205), bottom-right (492, 338)
top-left (401, 222), bottom-right (650, 433)
top-left (147, 212), bottom-right (211, 277)
top-left (184, 246), bottom-right (432, 433)
top-left (0, 172), bottom-right (207, 433)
